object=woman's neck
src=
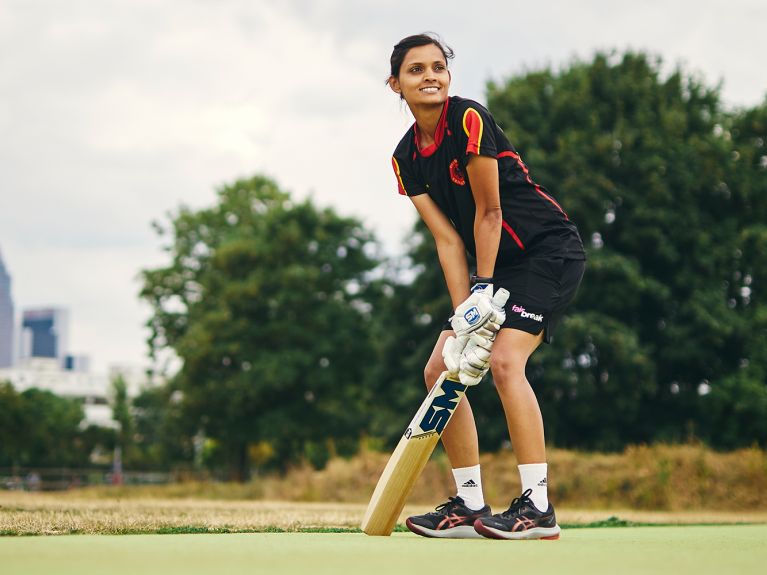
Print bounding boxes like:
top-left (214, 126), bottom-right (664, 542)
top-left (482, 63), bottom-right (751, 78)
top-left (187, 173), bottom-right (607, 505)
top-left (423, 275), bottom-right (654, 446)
top-left (412, 102), bottom-right (446, 147)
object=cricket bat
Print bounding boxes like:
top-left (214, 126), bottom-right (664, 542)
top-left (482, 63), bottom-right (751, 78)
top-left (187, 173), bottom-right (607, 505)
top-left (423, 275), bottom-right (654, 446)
top-left (361, 371), bottom-right (468, 536)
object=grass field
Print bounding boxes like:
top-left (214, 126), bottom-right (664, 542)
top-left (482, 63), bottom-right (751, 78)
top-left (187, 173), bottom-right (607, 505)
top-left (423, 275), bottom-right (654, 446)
top-left (3, 491), bottom-right (767, 535)
top-left (3, 526), bottom-right (767, 575)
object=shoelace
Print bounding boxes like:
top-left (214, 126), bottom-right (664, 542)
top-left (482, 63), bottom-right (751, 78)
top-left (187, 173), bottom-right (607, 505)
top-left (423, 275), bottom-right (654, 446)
top-left (430, 496), bottom-right (463, 516)
top-left (500, 488), bottom-right (534, 518)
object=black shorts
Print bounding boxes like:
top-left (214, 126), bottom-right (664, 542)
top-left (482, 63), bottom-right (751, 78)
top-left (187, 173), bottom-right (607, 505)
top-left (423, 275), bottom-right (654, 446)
top-left (443, 258), bottom-right (585, 344)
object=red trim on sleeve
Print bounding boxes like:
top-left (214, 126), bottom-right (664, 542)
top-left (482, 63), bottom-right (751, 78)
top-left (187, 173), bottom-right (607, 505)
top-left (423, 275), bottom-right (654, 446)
top-left (392, 157), bottom-right (407, 196)
top-left (462, 108), bottom-right (484, 155)
top-left (497, 151), bottom-right (568, 218)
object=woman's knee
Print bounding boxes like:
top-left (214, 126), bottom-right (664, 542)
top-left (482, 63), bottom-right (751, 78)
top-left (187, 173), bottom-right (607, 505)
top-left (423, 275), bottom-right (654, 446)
top-left (424, 361), bottom-right (444, 389)
top-left (490, 353), bottom-right (527, 386)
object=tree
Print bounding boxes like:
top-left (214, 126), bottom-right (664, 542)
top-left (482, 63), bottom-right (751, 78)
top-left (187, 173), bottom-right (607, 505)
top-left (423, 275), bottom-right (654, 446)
top-left (363, 223), bottom-right (455, 445)
top-left (697, 98), bottom-right (767, 447)
top-left (141, 176), bottom-right (383, 479)
top-left (0, 382), bottom-right (89, 467)
top-left (110, 375), bottom-right (136, 464)
top-left (0, 382), bottom-right (27, 466)
top-left (484, 52), bottom-right (767, 447)
top-left (130, 383), bottom-right (196, 470)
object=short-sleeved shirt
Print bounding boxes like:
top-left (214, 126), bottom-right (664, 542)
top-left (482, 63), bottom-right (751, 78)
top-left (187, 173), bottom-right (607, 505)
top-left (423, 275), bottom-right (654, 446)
top-left (392, 96), bottom-right (585, 268)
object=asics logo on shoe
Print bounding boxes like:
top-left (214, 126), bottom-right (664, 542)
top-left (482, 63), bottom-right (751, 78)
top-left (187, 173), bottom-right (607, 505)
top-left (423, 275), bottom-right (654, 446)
top-left (462, 480), bottom-right (478, 487)
top-left (437, 514), bottom-right (471, 530)
top-left (538, 477), bottom-right (547, 486)
top-left (512, 516), bottom-right (537, 532)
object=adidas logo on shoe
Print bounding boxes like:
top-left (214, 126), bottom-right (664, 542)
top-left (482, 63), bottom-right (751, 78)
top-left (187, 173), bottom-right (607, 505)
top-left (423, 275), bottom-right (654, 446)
top-left (462, 479), bottom-right (478, 487)
top-left (538, 477), bottom-right (547, 486)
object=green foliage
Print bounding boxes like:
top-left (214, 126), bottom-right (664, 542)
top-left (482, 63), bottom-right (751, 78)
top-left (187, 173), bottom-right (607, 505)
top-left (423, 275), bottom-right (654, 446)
top-left (140, 176), bottom-right (383, 479)
top-left (363, 221), bottom-right (454, 444)
top-left (484, 53), bottom-right (767, 447)
top-left (110, 375), bottom-right (135, 462)
top-left (127, 383), bottom-right (196, 469)
top-left (0, 381), bottom-right (26, 466)
top-left (530, 312), bottom-right (656, 449)
top-left (0, 382), bottom-right (90, 467)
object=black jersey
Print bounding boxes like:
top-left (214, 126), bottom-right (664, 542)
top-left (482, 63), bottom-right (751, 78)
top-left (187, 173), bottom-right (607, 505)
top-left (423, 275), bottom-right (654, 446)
top-left (392, 96), bottom-right (585, 268)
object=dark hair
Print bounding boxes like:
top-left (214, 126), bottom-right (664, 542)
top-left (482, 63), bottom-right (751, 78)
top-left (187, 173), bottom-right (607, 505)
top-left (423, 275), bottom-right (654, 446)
top-left (389, 33), bottom-right (454, 79)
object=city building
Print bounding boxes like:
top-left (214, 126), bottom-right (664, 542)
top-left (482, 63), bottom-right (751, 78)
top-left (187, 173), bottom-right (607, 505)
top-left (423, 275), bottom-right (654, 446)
top-left (0, 358), bottom-right (155, 428)
top-left (0, 247), bottom-right (13, 368)
top-left (20, 307), bottom-right (70, 364)
top-left (0, 358), bottom-right (114, 427)
top-left (0, 253), bottom-right (158, 428)
top-left (64, 354), bottom-right (91, 373)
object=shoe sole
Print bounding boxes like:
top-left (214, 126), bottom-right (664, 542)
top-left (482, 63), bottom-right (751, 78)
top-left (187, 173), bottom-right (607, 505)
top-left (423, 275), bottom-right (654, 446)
top-left (406, 519), bottom-right (485, 539)
top-left (473, 520), bottom-right (561, 540)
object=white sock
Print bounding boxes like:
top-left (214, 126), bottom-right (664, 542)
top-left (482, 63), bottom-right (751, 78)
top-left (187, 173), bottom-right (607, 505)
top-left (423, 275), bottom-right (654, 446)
top-left (518, 463), bottom-right (549, 511)
top-left (452, 464), bottom-right (485, 510)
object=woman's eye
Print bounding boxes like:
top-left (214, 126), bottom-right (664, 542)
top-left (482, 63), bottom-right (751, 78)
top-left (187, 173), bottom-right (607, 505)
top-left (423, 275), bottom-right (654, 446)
top-left (410, 66), bottom-right (423, 73)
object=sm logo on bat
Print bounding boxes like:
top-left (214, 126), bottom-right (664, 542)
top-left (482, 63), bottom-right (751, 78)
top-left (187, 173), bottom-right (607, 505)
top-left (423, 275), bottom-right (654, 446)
top-left (419, 379), bottom-right (468, 434)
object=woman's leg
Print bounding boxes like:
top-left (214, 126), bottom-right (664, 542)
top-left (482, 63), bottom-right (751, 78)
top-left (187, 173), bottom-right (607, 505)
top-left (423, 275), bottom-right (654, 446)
top-left (471, 327), bottom-right (562, 539)
top-left (405, 330), bottom-right (489, 538)
top-left (424, 330), bottom-right (479, 468)
top-left (489, 328), bottom-right (545, 463)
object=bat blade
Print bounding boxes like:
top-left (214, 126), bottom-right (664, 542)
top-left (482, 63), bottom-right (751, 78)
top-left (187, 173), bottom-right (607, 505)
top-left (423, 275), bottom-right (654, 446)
top-left (361, 371), bottom-right (468, 536)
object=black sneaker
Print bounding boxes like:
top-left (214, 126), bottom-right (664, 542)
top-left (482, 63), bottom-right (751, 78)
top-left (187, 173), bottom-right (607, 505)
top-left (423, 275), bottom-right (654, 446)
top-left (406, 496), bottom-right (491, 539)
top-left (473, 489), bottom-right (561, 540)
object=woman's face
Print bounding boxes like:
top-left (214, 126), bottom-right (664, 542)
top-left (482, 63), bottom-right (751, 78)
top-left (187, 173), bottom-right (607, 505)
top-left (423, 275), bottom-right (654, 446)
top-left (389, 43), bottom-right (450, 107)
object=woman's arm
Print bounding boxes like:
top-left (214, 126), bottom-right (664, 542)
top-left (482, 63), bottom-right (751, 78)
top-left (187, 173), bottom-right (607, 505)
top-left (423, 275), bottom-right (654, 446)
top-left (410, 194), bottom-right (470, 310)
top-left (466, 155), bottom-right (502, 278)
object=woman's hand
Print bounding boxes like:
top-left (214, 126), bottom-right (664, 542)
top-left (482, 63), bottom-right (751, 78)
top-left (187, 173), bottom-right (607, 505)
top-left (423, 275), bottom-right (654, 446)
top-left (450, 285), bottom-right (508, 338)
top-left (449, 288), bottom-right (509, 386)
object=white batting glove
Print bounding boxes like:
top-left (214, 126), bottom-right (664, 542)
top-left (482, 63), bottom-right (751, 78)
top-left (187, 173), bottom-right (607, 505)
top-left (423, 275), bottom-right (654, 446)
top-left (450, 282), bottom-right (509, 338)
top-left (442, 334), bottom-right (469, 377)
top-left (459, 332), bottom-right (495, 386)
top-left (457, 288), bottom-right (510, 386)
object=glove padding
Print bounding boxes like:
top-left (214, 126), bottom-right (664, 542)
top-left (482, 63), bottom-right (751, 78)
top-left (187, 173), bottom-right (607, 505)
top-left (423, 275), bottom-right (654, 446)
top-left (447, 288), bottom-right (510, 386)
top-left (442, 333), bottom-right (469, 377)
top-left (459, 331), bottom-right (496, 386)
top-left (450, 284), bottom-right (509, 337)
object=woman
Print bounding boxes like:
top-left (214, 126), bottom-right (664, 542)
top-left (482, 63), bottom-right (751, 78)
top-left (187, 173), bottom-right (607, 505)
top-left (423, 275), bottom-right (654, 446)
top-left (387, 33), bottom-right (585, 540)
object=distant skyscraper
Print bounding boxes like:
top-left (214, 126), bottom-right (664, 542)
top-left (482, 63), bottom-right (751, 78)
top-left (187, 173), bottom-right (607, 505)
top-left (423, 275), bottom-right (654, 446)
top-left (0, 247), bottom-right (13, 367)
top-left (21, 307), bottom-right (69, 362)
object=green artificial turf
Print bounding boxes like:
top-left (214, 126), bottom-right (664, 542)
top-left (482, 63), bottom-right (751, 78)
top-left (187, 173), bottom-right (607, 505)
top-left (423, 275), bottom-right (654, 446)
top-left (2, 525), bottom-right (766, 575)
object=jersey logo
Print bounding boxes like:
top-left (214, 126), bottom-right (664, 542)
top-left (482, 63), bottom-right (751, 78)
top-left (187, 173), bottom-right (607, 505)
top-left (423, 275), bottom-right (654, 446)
top-left (449, 159), bottom-right (466, 186)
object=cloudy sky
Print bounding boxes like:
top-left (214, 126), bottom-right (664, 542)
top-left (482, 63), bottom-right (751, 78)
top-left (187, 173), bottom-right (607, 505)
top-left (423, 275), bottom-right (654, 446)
top-left (1, 0), bottom-right (765, 372)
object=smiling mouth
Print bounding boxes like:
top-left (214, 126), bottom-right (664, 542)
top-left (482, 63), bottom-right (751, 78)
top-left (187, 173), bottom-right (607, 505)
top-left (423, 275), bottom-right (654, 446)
top-left (420, 86), bottom-right (440, 93)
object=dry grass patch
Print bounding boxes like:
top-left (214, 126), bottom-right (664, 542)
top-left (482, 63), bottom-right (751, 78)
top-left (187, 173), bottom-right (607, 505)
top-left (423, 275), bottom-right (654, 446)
top-left (281, 443), bottom-right (767, 511)
top-left (3, 443), bottom-right (766, 535)
top-left (0, 492), bottom-right (364, 535)
top-left (53, 444), bottom-right (767, 510)
top-left (2, 491), bottom-right (766, 536)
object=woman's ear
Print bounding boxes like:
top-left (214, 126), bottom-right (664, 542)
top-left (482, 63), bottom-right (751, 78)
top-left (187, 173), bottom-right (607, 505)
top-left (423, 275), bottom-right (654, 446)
top-left (388, 76), bottom-right (401, 95)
